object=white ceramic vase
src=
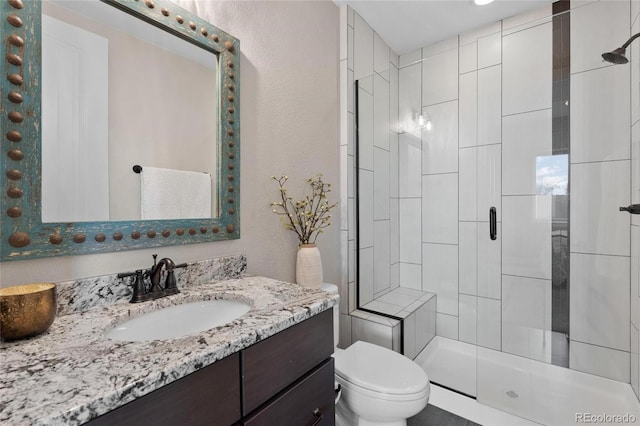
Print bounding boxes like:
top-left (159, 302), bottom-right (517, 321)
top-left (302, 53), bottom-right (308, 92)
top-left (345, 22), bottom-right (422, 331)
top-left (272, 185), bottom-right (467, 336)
top-left (296, 244), bottom-right (323, 289)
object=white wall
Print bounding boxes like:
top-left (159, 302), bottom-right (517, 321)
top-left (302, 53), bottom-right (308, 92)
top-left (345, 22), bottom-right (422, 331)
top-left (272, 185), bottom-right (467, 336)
top-left (0, 1), bottom-right (341, 288)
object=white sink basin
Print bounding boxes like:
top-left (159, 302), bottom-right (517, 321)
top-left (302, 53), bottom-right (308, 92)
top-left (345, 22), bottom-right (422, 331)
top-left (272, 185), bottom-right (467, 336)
top-left (105, 299), bottom-right (251, 342)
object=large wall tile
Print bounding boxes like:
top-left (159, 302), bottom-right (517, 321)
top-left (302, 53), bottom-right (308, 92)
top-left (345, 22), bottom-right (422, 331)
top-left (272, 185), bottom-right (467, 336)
top-left (632, 324), bottom-right (639, 399)
top-left (349, 240), bottom-right (355, 286)
top-left (571, 0), bottom-right (631, 74)
top-left (478, 32), bottom-right (501, 69)
top-left (423, 243), bottom-right (458, 315)
top-left (502, 195), bottom-right (552, 279)
top-left (390, 65), bottom-right (399, 145)
top-left (391, 262), bottom-right (400, 288)
top-left (502, 275), bottom-right (551, 361)
top-left (459, 147), bottom-right (478, 221)
top-left (422, 173), bottom-right (458, 244)
top-left (374, 74), bottom-right (390, 151)
top-left (570, 253), bottom-right (630, 352)
top-left (570, 161), bottom-right (630, 256)
top-left (423, 100), bottom-right (459, 174)
top-left (503, 22), bottom-right (552, 115)
top-left (477, 222), bottom-right (501, 299)
top-left (459, 71), bottom-right (478, 148)
top-left (422, 48), bottom-right (458, 106)
top-left (460, 21), bottom-right (501, 46)
top-left (353, 12), bottom-right (373, 81)
top-left (400, 262), bottom-right (422, 290)
top-left (459, 42), bottom-right (477, 74)
top-left (374, 32), bottom-right (390, 80)
top-left (390, 200), bottom-right (399, 264)
top-left (477, 297), bottom-right (501, 350)
top-left (399, 63), bottom-right (422, 138)
top-left (398, 134), bottom-right (422, 197)
top-left (422, 36), bottom-right (458, 58)
top-left (459, 221), bottom-right (477, 296)
top-left (571, 65), bottom-right (631, 163)
top-left (374, 148), bottom-right (390, 220)
top-left (634, 124), bottom-right (640, 227)
top-left (477, 144), bottom-right (502, 222)
top-left (399, 48), bottom-right (421, 67)
top-left (359, 247), bottom-right (374, 305)
top-left (373, 220), bottom-right (391, 295)
top-left (633, 226), bottom-right (640, 329)
top-left (390, 131), bottom-right (399, 198)
top-left (390, 50), bottom-right (399, 68)
top-left (633, 13), bottom-right (639, 126)
top-left (400, 198), bottom-right (422, 264)
top-left (459, 294), bottom-right (477, 344)
top-left (359, 169), bottom-right (374, 248)
top-left (437, 312), bottom-right (459, 340)
top-left (570, 340), bottom-right (630, 383)
top-left (502, 109), bottom-right (553, 196)
top-left (478, 65), bottom-right (501, 146)
top-left (502, 4), bottom-right (551, 35)
top-left (357, 81), bottom-right (374, 171)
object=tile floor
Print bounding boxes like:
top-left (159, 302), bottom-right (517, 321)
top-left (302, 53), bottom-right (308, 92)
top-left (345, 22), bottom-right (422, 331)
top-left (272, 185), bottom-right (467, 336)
top-left (408, 404), bottom-right (480, 426)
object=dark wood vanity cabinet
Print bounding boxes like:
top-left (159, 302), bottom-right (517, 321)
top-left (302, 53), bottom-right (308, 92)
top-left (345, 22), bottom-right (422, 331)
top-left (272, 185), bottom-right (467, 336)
top-left (242, 308), bottom-right (335, 425)
top-left (89, 309), bottom-right (334, 426)
top-left (88, 353), bottom-right (241, 426)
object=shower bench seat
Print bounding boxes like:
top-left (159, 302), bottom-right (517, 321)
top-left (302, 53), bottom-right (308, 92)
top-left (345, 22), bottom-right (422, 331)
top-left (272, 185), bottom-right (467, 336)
top-left (351, 288), bottom-right (436, 360)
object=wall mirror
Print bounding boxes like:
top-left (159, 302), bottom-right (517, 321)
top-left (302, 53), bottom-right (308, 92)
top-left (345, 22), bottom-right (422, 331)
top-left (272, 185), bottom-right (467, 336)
top-left (1, 0), bottom-right (240, 261)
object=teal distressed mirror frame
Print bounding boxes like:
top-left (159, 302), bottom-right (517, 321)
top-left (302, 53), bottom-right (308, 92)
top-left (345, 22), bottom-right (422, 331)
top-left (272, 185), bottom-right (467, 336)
top-left (0, 0), bottom-right (240, 261)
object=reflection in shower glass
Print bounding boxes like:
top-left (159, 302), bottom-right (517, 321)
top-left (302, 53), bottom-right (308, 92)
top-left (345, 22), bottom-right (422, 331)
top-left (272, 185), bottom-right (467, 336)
top-left (536, 154), bottom-right (568, 195)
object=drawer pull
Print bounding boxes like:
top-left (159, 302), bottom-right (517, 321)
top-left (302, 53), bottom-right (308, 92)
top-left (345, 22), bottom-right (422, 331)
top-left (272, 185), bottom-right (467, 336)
top-left (309, 408), bottom-right (323, 426)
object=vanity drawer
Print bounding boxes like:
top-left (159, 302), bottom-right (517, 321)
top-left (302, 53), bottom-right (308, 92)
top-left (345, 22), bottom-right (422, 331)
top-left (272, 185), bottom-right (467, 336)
top-left (243, 358), bottom-right (335, 426)
top-left (241, 308), bottom-right (333, 415)
top-left (88, 352), bottom-right (240, 426)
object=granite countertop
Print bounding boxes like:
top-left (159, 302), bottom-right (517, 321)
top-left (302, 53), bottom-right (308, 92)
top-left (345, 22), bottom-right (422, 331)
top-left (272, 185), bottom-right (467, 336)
top-left (0, 276), bottom-right (339, 425)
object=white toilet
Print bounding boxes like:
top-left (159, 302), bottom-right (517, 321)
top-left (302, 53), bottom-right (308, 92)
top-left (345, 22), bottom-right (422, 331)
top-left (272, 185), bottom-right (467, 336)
top-left (321, 283), bottom-right (430, 426)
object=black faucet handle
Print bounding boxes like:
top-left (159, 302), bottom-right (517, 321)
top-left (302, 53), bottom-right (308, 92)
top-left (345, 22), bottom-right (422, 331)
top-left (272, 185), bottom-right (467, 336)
top-left (175, 262), bottom-right (188, 269)
top-left (117, 270), bottom-right (137, 279)
top-left (130, 270), bottom-right (148, 303)
top-left (164, 270), bottom-right (180, 294)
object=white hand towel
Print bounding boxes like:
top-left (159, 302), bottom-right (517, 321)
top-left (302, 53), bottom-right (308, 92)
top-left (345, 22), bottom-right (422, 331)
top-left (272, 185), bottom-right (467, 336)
top-left (141, 166), bottom-right (211, 220)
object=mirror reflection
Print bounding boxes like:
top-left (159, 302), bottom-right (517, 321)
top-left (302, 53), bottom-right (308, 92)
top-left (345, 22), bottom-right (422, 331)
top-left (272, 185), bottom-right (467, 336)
top-left (41, 0), bottom-right (219, 222)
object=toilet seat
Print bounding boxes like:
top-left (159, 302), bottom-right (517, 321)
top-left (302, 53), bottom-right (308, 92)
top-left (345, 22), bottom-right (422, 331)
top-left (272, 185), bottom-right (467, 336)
top-left (334, 341), bottom-right (429, 398)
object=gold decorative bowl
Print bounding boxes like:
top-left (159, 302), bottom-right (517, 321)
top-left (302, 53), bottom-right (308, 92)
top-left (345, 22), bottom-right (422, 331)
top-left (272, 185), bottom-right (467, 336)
top-left (0, 283), bottom-right (57, 341)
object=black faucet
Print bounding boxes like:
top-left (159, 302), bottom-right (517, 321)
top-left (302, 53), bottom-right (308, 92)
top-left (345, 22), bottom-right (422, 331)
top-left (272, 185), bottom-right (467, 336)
top-left (117, 254), bottom-right (187, 303)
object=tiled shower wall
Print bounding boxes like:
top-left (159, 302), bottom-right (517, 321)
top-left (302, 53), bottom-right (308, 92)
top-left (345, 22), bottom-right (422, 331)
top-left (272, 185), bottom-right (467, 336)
top-left (338, 7), bottom-right (401, 348)
top-left (569, 0), bottom-right (632, 383)
top-left (631, 0), bottom-right (640, 401)
top-left (341, 0), bottom-right (640, 393)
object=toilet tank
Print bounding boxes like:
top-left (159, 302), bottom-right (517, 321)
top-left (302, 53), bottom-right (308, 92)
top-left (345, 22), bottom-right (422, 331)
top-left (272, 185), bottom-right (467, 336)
top-left (320, 283), bottom-right (339, 348)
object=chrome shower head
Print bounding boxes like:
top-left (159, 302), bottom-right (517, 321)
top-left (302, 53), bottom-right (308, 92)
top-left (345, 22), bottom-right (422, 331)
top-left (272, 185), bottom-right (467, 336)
top-left (602, 32), bottom-right (640, 65)
top-left (602, 47), bottom-right (628, 64)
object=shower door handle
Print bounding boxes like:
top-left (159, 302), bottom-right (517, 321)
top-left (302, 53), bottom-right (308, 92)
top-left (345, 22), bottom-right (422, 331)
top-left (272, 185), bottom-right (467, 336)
top-left (620, 204), bottom-right (640, 214)
top-left (489, 207), bottom-right (497, 240)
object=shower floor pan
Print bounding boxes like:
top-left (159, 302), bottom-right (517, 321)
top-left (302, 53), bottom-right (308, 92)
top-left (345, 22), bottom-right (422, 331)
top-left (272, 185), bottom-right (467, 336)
top-left (416, 336), bottom-right (640, 425)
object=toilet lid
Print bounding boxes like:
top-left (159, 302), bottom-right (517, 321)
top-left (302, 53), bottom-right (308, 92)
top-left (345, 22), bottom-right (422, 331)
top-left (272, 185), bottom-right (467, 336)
top-left (334, 341), bottom-right (429, 395)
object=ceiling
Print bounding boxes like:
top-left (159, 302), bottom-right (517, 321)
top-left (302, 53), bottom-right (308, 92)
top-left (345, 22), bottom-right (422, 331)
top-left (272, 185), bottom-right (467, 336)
top-left (335, 0), bottom-right (555, 55)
